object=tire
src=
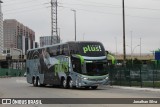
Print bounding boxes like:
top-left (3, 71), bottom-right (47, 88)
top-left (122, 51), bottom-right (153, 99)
top-left (69, 79), bottom-right (73, 89)
top-left (37, 78), bottom-right (41, 87)
top-left (62, 79), bottom-right (68, 88)
top-left (91, 86), bottom-right (98, 89)
top-left (33, 78), bottom-right (37, 87)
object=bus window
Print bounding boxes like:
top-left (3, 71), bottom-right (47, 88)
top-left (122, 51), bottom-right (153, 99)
top-left (64, 44), bottom-right (69, 56)
top-left (71, 56), bottom-right (81, 73)
top-left (69, 43), bottom-right (79, 54)
top-left (60, 45), bottom-right (64, 55)
top-left (38, 49), bottom-right (42, 55)
top-left (56, 46), bottom-right (60, 55)
top-left (86, 62), bottom-right (108, 76)
top-left (49, 46), bottom-right (57, 57)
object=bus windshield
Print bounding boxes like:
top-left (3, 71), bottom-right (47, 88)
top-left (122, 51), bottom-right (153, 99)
top-left (84, 62), bottom-right (108, 76)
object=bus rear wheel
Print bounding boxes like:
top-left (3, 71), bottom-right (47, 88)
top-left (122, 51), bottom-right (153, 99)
top-left (37, 78), bottom-right (41, 87)
top-left (62, 79), bottom-right (68, 88)
top-left (33, 78), bottom-right (37, 87)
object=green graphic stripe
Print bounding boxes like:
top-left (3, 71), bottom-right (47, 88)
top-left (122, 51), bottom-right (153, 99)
top-left (76, 54), bottom-right (84, 64)
top-left (107, 54), bottom-right (116, 64)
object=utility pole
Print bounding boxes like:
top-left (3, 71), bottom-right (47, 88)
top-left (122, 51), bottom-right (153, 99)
top-left (51, 0), bottom-right (58, 44)
top-left (0, 0), bottom-right (3, 54)
top-left (71, 9), bottom-right (77, 41)
top-left (122, 0), bottom-right (126, 65)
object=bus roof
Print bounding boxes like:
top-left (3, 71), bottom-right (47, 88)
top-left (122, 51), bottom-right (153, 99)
top-left (27, 41), bottom-right (102, 52)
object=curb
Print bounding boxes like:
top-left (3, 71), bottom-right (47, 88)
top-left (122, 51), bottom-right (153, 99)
top-left (110, 86), bottom-right (160, 92)
top-left (0, 76), bottom-right (11, 78)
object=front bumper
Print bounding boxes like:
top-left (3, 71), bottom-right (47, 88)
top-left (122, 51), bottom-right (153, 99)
top-left (78, 78), bottom-right (109, 87)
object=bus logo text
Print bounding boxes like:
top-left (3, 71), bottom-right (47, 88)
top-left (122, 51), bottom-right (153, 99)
top-left (83, 45), bottom-right (102, 53)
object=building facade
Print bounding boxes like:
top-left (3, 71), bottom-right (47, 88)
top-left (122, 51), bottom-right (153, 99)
top-left (3, 19), bottom-right (35, 54)
top-left (40, 36), bottom-right (60, 47)
top-left (0, 1), bottom-right (3, 54)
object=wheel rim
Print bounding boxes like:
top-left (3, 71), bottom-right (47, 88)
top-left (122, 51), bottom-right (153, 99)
top-left (69, 80), bottom-right (73, 88)
top-left (63, 79), bottom-right (67, 88)
top-left (37, 79), bottom-right (40, 86)
top-left (33, 78), bottom-right (36, 86)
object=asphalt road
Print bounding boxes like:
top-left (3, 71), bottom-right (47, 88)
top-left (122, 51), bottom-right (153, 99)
top-left (0, 77), bottom-right (160, 107)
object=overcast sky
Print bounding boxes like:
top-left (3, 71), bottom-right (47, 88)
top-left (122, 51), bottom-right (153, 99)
top-left (2, 0), bottom-right (160, 54)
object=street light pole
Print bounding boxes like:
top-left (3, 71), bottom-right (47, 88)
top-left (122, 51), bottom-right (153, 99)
top-left (122, 0), bottom-right (126, 64)
top-left (57, 28), bottom-right (60, 43)
top-left (140, 38), bottom-right (141, 58)
top-left (71, 9), bottom-right (77, 41)
top-left (0, 0), bottom-right (3, 53)
top-left (115, 37), bottom-right (118, 56)
top-left (131, 45), bottom-right (140, 61)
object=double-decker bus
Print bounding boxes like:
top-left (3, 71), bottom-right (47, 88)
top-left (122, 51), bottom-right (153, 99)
top-left (26, 41), bottom-right (109, 89)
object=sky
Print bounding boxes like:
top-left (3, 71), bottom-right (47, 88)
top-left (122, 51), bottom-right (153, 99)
top-left (2, 0), bottom-right (160, 54)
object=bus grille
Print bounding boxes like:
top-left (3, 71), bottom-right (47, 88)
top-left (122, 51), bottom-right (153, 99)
top-left (88, 78), bottom-right (104, 81)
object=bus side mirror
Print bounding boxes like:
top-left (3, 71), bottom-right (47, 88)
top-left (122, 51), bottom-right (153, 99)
top-left (105, 51), bottom-right (109, 55)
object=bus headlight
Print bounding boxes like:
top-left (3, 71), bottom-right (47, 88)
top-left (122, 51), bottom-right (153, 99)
top-left (105, 76), bottom-right (109, 80)
top-left (82, 77), bottom-right (88, 80)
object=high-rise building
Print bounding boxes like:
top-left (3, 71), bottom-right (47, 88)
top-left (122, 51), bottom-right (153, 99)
top-left (3, 19), bottom-right (35, 54)
top-left (0, 1), bottom-right (3, 54)
top-left (40, 36), bottom-right (60, 47)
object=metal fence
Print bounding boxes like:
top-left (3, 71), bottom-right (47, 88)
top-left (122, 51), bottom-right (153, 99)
top-left (0, 68), bottom-right (25, 77)
top-left (109, 62), bottom-right (160, 88)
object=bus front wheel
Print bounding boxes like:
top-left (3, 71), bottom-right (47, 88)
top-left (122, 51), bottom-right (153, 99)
top-left (69, 79), bottom-right (73, 88)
